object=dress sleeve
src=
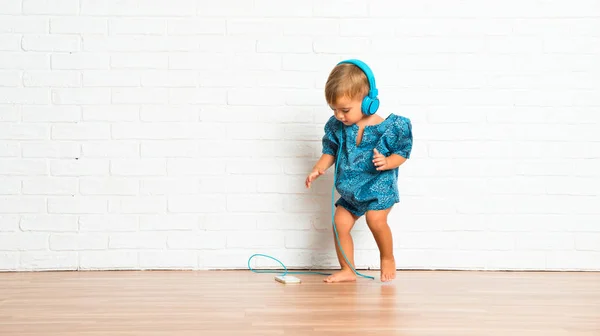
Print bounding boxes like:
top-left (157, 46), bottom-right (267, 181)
top-left (322, 116), bottom-right (340, 156)
top-left (389, 116), bottom-right (413, 159)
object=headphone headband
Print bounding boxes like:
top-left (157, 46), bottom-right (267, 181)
top-left (337, 59), bottom-right (378, 98)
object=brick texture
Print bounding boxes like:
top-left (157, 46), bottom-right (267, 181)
top-left (0, 0), bottom-right (599, 271)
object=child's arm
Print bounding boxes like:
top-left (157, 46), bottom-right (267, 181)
top-left (305, 154), bottom-right (335, 188)
top-left (312, 153), bottom-right (335, 172)
top-left (373, 149), bottom-right (407, 171)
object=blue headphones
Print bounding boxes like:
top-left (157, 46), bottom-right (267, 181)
top-left (337, 59), bottom-right (380, 116)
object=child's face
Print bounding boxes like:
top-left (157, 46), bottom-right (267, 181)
top-left (329, 95), bottom-right (363, 126)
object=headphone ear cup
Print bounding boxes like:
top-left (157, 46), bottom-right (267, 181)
top-left (369, 98), bottom-right (380, 115)
top-left (362, 96), bottom-right (372, 115)
top-left (362, 96), bottom-right (379, 116)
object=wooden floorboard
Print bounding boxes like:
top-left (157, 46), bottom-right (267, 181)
top-left (0, 270), bottom-right (599, 335)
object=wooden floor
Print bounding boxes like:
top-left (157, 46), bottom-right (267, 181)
top-left (0, 270), bottom-right (599, 335)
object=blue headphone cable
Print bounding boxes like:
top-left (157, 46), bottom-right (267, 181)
top-left (247, 136), bottom-right (375, 281)
top-left (248, 59), bottom-right (380, 281)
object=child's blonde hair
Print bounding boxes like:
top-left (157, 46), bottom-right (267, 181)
top-left (324, 63), bottom-right (369, 105)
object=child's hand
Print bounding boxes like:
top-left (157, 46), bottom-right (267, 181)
top-left (305, 169), bottom-right (324, 188)
top-left (373, 148), bottom-right (388, 171)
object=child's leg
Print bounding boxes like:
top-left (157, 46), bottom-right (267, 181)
top-left (324, 205), bottom-right (358, 283)
top-left (365, 208), bottom-right (395, 282)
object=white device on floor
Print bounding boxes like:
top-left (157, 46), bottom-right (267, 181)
top-left (274, 275), bottom-right (301, 284)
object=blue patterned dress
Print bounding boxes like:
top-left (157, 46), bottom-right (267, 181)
top-left (322, 113), bottom-right (413, 217)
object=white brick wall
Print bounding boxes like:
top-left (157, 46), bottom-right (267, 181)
top-left (1, 0), bottom-right (599, 272)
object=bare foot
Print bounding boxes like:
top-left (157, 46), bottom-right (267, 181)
top-left (324, 269), bottom-right (356, 283)
top-left (380, 258), bottom-right (396, 282)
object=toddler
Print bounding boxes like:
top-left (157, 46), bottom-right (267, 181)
top-left (305, 59), bottom-right (413, 283)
